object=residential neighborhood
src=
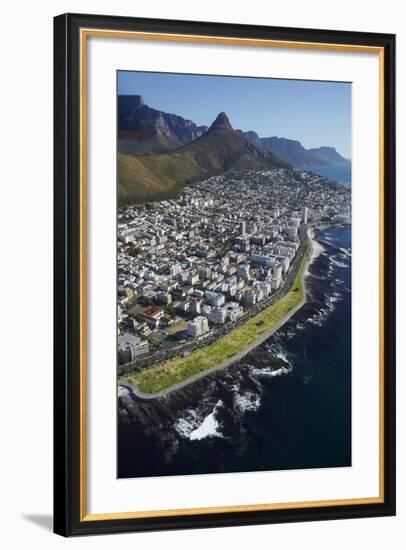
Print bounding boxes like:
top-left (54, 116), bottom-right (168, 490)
top-left (117, 168), bottom-right (351, 367)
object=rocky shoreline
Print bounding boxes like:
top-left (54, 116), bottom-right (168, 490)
top-left (117, 224), bottom-right (352, 478)
top-left (117, 229), bottom-right (323, 464)
top-left (119, 226), bottom-right (315, 400)
top-left (118, 345), bottom-right (291, 467)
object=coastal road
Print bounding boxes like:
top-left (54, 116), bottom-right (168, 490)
top-left (119, 226), bottom-right (315, 400)
top-left (119, 223), bottom-right (312, 375)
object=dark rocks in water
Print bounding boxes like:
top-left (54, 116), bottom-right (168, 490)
top-left (119, 387), bottom-right (180, 463)
top-left (117, 334), bottom-right (295, 477)
top-left (241, 345), bottom-right (288, 370)
top-left (118, 342), bottom-right (292, 469)
top-left (214, 402), bottom-right (240, 438)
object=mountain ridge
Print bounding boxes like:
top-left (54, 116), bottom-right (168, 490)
top-left (237, 132), bottom-right (349, 168)
top-left (306, 146), bottom-right (350, 165)
top-left (118, 95), bottom-right (208, 155)
top-left (118, 112), bottom-right (290, 205)
top-left (118, 95), bottom-right (349, 168)
top-left (117, 96), bottom-right (350, 205)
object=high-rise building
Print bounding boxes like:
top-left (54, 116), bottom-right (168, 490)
top-left (208, 308), bottom-right (227, 325)
top-left (303, 206), bottom-right (308, 224)
top-left (273, 264), bottom-right (283, 281)
top-left (240, 220), bottom-right (246, 237)
top-left (187, 316), bottom-right (209, 337)
top-left (118, 333), bottom-right (149, 362)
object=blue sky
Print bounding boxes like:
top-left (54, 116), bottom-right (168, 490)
top-left (118, 71), bottom-right (351, 159)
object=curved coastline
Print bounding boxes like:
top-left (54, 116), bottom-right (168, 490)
top-left (119, 228), bottom-right (319, 400)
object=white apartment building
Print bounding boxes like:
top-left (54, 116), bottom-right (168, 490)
top-left (118, 333), bottom-right (149, 362)
top-left (205, 290), bottom-right (226, 307)
top-left (250, 253), bottom-right (276, 268)
top-left (208, 307), bottom-right (228, 325)
top-left (187, 315), bottom-right (209, 337)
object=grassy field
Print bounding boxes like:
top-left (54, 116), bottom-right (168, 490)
top-left (123, 240), bottom-right (311, 395)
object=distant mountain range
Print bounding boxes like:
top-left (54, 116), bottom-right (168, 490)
top-left (117, 95), bottom-right (350, 204)
top-left (236, 131), bottom-right (350, 168)
top-left (306, 146), bottom-right (349, 165)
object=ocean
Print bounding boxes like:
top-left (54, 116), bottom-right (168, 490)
top-left (118, 224), bottom-right (352, 478)
top-left (304, 164), bottom-right (352, 185)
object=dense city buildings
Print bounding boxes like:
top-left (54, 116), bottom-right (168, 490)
top-left (117, 168), bottom-right (350, 367)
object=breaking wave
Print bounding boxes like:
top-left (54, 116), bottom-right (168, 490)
top-left (118, 385), bottom-right (130, 397)
top-left (190, 402), bottom-right (223, 440)
top-left (233, 391), bottom-right (261, 413)
top-left (339, 247), bottom-right (352, 257)
top-left (330, 256), bottom-right (350, 269)
top-left (252, 365), bottom-right (292, 378)
top-left (174, 400), bottom-right (225, 441)
top-left (307, 307), bottom-right (329, 327)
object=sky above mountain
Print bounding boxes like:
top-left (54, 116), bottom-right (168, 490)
top-left (118, 71), bottom-right (351, 160)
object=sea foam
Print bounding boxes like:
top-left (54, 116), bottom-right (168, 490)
top-left (252, 365), bottom-right (292, 379)
top-left (175, 401), bottom-right (224, 441)
top-left (234, 391), bottom-right (261, 413)
top-left (189, 401), bottom-right (223, 441)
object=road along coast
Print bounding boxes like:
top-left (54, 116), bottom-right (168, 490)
top-left (120, 227), bottom-right (317, 400)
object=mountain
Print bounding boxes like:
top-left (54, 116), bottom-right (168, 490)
top-left (259, 136), bottom-right (329, 167)
top-left (236, 129), bottom-right (262, 147)
top-left (306, 146), bottom-right (350, 165)
top-left (118, 112), bottom-right (290, 205)
top-left (239, 133), bottom-right (349, 168)
top-left (118, 95), bottom-right (208, 155)
top-left (118, 95), bottom-right (349, 167)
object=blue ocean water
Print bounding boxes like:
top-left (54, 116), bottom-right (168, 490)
top-left (118, 225), bottom-right (352, 477)
top-left (305, 163), bottom-right (352, 185)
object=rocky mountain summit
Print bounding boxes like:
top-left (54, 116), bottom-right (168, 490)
top-left (118, 111), bottom-right (289, 204)
top-left (118, 95), bottom-right (208, 155)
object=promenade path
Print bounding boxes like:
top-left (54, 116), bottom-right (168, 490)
top-left (119, 227), bottom-right (315, 400)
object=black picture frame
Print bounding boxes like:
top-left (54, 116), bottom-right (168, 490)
top-left (54, 12), bottom-right (396, 537)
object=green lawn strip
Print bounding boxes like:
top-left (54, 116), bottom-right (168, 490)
top-left (124, 240), bottom-right (310, 395)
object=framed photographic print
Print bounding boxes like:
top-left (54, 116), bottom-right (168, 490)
top-left (53, 13), bottom-right (396, 536)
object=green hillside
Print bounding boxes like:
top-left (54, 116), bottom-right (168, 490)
top-left (118, 112), bottom-right (289, 205)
